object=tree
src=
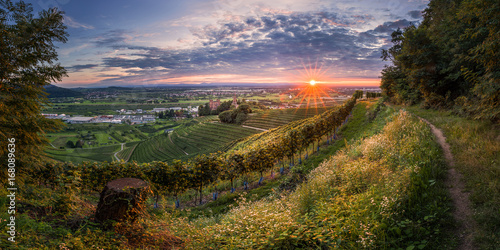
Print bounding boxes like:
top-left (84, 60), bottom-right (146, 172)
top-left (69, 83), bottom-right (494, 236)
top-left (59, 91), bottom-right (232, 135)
top-left (75, 140), bottom-right (84, 148)
top-left (190, 154), bottom-right (221, 205)
top-left (0, 0), bottom-right (67, 181)
top-left (66, 140), bottom-right (75, 148)
top-left (380, 0), bottom-right (499, 121)
top-left (353, 90), bottom-right (363, 100)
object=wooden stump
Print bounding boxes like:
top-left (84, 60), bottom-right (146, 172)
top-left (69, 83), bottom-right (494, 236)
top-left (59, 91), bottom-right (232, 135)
top-left (95, 178), bottom-right (151, 223)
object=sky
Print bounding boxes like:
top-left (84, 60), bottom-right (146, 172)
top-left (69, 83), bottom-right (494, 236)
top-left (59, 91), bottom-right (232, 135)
top-left (28, 0), bottom-right (428, 88)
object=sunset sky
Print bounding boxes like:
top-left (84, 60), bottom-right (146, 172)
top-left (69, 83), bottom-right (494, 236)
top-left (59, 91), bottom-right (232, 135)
top-left (28, 0), bottom-right (428, 88)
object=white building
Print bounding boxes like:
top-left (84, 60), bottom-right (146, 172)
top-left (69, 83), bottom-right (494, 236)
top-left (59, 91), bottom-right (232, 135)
top-left (67, 117), bottom-right (96, 124)
top-left (153, 108), bottom-right (169, 112)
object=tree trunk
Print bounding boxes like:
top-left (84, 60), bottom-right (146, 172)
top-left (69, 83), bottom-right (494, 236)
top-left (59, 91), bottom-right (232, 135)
top-left (95, 178), bottom-right (151, 223)
top-left (199, 184), bottom-right (203, 205)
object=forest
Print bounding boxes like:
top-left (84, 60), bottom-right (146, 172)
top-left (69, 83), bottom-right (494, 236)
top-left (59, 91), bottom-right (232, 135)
top-left (380, 0), bottom-right (499, 121)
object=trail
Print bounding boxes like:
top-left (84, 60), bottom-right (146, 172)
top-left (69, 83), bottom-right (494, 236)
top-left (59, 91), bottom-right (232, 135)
top-left (419, 117), bottom-right (477, 250)
top-left (169, 132), bottom-right (188, 155)
top-left (113, 143), bottom-right (125, 161)
top-left (241, 125), bottom-right (268, 132)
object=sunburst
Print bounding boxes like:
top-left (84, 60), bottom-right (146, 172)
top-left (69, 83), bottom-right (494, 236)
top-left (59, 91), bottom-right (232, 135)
top-left (279, 59), bottom-right (343, 111)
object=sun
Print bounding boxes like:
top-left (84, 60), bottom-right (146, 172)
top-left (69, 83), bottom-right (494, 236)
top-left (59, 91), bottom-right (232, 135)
top-left (309, 79), bottom-right (316, 86)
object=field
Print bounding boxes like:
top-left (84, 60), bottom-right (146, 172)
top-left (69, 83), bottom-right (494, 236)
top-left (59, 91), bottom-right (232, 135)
top-left (45, 122), bottom-right (160, 163)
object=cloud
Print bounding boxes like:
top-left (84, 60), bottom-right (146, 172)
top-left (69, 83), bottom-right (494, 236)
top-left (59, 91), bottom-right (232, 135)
top-left (371, 19), bottom-right (413, 34)
top-left (407, 10), bottom-right (423, 19)
top-left (67, 64), bottom-right (99, 72)
top-left (64, 15), bottom-right (94, 30)
top-left (86, 11), bottom-right (418, 84)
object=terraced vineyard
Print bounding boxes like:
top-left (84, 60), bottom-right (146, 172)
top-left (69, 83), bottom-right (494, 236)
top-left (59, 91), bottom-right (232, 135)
top-left (243, 107), bottom-right (333, 130)
top-left (129, 122), bottom-right (261, 163)
top-left (46, 144), bottom-right (121, 163)
top-left (171, 122), bottom-right (259, 155)
top-left (115, 141), bottom-right (141, 162)
top-left (129, 133), bottom-right (187, 163)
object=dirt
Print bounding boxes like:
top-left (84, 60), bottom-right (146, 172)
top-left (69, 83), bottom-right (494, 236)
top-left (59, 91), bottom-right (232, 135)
top-left (420, 118), bottom-right (477, 250)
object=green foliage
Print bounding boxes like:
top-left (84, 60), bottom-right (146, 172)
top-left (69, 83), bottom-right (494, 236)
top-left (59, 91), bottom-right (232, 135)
top-left (366, 92), bottom-right (382, 99)
top-left (353, 90), bottom-right (363, 100)
top-left (381, 0), bottom-right (499, 121)
top-left (0, 0), bottom-right (67, 182)
top-left (218, 104), bottom-right (252, 124)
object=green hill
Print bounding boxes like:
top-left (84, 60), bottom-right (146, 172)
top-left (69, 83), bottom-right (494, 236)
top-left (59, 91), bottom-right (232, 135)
top-left (44, 84), bottom-right (84, 98)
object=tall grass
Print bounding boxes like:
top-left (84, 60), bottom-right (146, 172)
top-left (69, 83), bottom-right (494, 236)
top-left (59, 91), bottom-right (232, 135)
top-left (406, 107), bottom-right (500, 249)
top-left (166, 110), bottom-right (450, 249)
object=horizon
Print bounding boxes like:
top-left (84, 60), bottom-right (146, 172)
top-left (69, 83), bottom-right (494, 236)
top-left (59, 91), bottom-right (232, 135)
top-left (27, 0), bottom-right (428, 88)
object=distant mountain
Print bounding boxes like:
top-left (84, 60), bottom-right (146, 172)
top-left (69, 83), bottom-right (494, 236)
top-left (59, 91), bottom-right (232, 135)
top-left (44, 84), bottom-right (84, 98)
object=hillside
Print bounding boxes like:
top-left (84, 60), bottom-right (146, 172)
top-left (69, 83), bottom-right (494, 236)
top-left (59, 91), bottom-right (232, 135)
top-left (44, 84), bottom-right (84, 98)
top-left (3, 98), bottom-right (469, 249)
top-left (4, 97), bottom-right (497, 249)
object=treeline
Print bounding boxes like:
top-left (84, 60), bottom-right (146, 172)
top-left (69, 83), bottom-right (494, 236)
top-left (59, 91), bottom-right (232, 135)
top-left (31, 96), bottom-right (357, 207)
top-left (366, 92), bottom-right (382, 98)
top-left (380, 0), bottom-right (499, 121)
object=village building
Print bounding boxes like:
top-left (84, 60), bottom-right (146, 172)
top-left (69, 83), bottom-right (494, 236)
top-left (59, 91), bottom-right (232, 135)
top-left (232, 95), bottom-right (239, 108)
top-left (209, 99), bottom-right (221, 110)
top-left (67, 116), bottom-right (96, 124)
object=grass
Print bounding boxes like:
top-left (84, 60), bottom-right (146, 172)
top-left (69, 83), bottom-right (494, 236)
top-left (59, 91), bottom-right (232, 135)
top-left (403, 106), bottom-right (500, 249)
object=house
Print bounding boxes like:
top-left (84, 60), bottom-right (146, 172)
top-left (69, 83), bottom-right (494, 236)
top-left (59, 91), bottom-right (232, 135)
top-left (153, 108), bottom-right (169, 113)
top-left (209, 99), bottom-right (220, 110)
top-left (143, 115), bottom-right (155, 122)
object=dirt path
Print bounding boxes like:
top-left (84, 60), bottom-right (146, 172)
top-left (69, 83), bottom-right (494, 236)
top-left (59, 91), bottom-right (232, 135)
top-left (113, 143), bottom-right (126, 161)
top-left (241, 125), bottom-right (268, 132)
top-left (419, 118), bottom-right (477, 250)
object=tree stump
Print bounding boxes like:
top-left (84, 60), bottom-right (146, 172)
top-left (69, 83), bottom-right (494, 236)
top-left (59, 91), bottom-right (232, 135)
top-left (95, 178), bottom-right (151, 223)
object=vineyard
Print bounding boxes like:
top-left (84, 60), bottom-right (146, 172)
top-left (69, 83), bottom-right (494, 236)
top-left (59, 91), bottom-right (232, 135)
top-left (243, 107), bottom-right (332, 130)
top-left (128, 121), bottom-right (262, 163)
top-left (45, 144), bottom-right (121, 163)
top-left (115, 141), bottom-right (141, 162)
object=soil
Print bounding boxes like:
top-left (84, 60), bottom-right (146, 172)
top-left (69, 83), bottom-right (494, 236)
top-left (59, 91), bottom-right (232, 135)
top-left (420, 118), bottom-right (477, 250)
